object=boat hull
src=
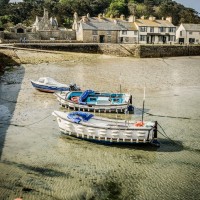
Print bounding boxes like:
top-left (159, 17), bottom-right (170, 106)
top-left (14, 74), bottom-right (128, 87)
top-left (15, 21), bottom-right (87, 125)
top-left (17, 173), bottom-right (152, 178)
top-left (53, 111), bottom-right (158, 145)
top-left (55, 92), bottom-right (134, 113)
top-left (31, 81), bottom-right (71, 93)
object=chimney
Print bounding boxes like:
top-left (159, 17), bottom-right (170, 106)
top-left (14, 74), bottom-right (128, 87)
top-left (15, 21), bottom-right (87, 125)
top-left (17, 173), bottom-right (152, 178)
top-left (128, 15), bottom-right (136, 22)
top-left (87, 13), bottom-right (90, 18)
top-left (120, 14), bottom-right (125, 20)
top-left (141, 15), bottom-right (145, 20)
top-left (98, 13), bottom-right (103, 19)
top-left (36, 16), bottom-right (39, 23)
top-left (82, 16), bottom-right (88, 23)
top-left (149, 16), bottom-right (156, 21)
top-left (166, 17), bottom-right (172, 23)
top-left (74, 12), bottom-right (78, 22)
top-left (43, 8), bottom-right (48, 20)
top-left (149, 16), bottom-right (153, 21)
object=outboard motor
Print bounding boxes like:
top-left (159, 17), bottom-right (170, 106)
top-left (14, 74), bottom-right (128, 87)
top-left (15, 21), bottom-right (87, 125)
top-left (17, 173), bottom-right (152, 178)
top-left (69, 83), bottom-right (81, 91)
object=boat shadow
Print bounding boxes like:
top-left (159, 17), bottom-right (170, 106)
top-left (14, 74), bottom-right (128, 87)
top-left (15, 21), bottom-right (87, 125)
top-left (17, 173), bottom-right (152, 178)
top-left (61, 134), bottom-right (184, 152)
top-left (0, 61), bottom-right (24, 159)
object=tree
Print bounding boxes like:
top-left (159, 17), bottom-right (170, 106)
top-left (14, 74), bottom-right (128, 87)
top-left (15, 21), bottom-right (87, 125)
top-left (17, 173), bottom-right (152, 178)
top-left (0, 0), bottom-right (9, 7)
top-left (106, 0), bottom-right (127, 17)
top-left (135, 4), bottom-right (147, 17)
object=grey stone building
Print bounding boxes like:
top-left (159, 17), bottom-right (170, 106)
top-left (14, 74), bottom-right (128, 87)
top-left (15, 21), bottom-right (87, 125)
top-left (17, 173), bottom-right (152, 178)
top-left (72, 13), bottom-right (138, 43)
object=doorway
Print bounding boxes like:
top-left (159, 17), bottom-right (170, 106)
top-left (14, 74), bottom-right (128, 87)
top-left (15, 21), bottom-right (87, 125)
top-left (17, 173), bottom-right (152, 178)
top-left (99, 35), bottom-right (105, 43)
top-left (179, 38), bottom-right (184, 44)
top-left (17, 28), bottom-right (24, 33)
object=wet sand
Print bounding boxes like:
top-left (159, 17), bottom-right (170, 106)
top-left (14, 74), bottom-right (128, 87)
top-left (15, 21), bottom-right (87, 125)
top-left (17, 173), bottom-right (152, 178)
top-left (0, 50), bottom-right (200, 200)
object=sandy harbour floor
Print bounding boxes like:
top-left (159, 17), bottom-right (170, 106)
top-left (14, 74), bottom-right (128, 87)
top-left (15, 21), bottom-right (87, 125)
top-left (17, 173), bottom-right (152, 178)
top-left (0, 49), bottom-right (200, 200)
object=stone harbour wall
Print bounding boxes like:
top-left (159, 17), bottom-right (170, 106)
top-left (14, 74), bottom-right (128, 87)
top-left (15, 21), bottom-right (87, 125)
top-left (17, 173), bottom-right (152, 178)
top-left (139, 45), bottom-right (200, 58)
top-left (14, 43), bottom-right (200, 58)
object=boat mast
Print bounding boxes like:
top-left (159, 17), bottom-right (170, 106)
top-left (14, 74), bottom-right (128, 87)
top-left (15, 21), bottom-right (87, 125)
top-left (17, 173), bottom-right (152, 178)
top-left (119, 72), bottom-right (122, 93)
top-left (141, 87), bottom-right (145, 123)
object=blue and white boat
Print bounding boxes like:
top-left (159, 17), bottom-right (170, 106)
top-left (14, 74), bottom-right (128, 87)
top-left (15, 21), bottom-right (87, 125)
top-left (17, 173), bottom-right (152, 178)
top-left (52, 110), bottom-right (159, 146)
top-left (31, 77), bottom-right (80, 93)
top-left (55, 89), bottom-right (134, 113)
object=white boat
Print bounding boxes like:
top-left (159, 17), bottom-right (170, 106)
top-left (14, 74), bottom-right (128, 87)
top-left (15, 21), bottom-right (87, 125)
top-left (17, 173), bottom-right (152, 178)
top-left (52, 110), bottom-right (160, 146)
top-left (31, 77), bottom-right (80, 93)
top-left (54, 90), bottom-right (134, 113)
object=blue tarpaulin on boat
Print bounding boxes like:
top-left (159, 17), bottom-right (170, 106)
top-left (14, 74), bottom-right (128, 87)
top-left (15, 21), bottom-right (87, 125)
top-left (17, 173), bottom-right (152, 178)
top-left (67, 111), bottom-right (94, 123)
top-left (78, 90), bottom-right (94, 105)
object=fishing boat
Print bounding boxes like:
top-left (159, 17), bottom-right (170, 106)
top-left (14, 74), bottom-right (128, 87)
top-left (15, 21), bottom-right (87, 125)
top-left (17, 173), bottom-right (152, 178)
top-left (54, 90), bottom-right (134, 113)
top-left (52, 110), bottom-right (160, 146)
top-left (31, 77), bottom-right (80, 93)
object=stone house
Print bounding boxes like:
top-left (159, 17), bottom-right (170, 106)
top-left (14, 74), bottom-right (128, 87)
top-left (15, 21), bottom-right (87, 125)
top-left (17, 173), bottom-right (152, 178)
top-left (176, 23), bottom-right (200, 44)
top-left (32, 8), bottom-right (58, 32)
top-left (32, 8), bottom-right (75, 40)
top-left (72, 13), bottom-right (176, 44)
top-left (10, 23), bottom-right (32, 34)
top-left (72, 13), bottom-right (138, 43)
top-left (134, 16), bottom-right (176, 44)
top-left (2, 8), bottom-right (75, 42)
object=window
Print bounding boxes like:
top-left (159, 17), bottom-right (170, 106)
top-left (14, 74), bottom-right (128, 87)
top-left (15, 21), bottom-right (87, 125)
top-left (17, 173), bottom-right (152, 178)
top-left (107, 36), bottom-right (111, 42)
top-left (107, 30), bottom-right (111, 35)
top-left (180, 31), bottom-right (182, 36)
top-left (134, 31), bottom-right (137, 35)
top-left (150, 27), bottom-right (154, 33)
top-left (189, 31), bottom-right (192, 35)
top-left (189, 38), bottom-right (195, 43)
top-left (159, 36), bottom-right (163, 42)
top-left (140, 35), bottom-right (146, 41)
top-left (122, 30), bottom-right (127, 35)
top-left (92, 30), bottom-right (98, 35)
top-left (169, 27), bottom-right (175, 32)
top-left (140, 26), bottom-right (147, 32)
top-left (169, 36), bottom-right (174, 41)
top-left (159, 27), bottom-right (166, 32)
top-left (93, 36), bottom-right (97, 42)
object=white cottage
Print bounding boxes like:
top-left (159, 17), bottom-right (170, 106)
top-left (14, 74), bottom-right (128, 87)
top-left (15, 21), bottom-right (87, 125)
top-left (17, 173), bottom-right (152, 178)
top-left (134, 16), bottom-right (176, 44)
top-left (176, 23), bottom-right (200, 44)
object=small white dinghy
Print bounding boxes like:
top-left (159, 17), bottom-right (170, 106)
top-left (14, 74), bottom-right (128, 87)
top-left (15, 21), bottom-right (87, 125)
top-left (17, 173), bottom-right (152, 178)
top-left (31, 77), bottom-right (80, 93)
top-left (52, 110), bottom-right (160, 146)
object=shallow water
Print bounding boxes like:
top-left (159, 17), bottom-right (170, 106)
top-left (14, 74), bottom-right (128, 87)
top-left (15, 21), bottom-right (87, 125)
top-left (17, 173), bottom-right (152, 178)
top-left (0, 55), bottom-right (200, 200)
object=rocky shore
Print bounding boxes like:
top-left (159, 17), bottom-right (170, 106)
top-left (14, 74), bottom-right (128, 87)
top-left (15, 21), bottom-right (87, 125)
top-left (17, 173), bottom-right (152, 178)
top-left (0, 47), bottom-right (99, 73)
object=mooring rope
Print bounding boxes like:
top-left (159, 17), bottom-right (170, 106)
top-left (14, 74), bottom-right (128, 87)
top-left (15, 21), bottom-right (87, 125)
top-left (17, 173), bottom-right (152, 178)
top-left (0, 114), bottom-right (52, 127)
top-left (134, 107), bottom-right (200, 120)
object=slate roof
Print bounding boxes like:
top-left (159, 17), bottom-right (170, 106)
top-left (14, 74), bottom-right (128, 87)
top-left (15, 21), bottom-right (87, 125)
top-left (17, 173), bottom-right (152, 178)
top-left (182, 23), bottom-right (200, 31)
top-left (80, 17), bottom-right (137, 31)
top-left (135, 19), bottom-right (175, 27)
